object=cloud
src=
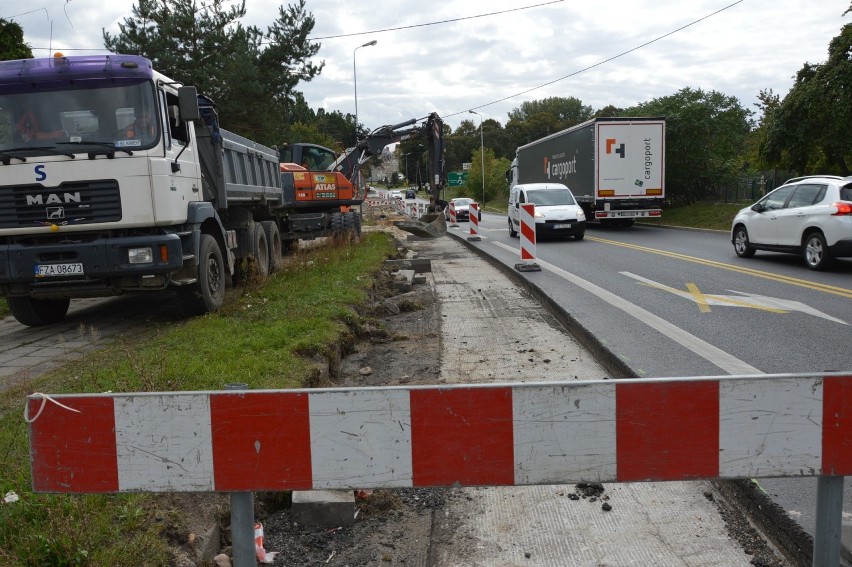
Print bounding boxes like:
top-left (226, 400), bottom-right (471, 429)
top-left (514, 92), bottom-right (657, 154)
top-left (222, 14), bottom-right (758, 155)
top-left (3, 0), bottom-right (848, 132)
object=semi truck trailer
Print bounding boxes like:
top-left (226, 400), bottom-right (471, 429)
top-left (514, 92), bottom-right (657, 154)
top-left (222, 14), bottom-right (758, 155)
top-left (507, 117), bottom-right (665, 227)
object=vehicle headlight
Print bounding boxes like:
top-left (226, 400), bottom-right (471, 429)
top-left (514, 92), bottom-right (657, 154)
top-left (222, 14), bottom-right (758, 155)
top-left (128, 247), bottom-right (153, 264)
top-left (534, 211), bottom-right (546, 219)
top-left (577, 209), bottom-right (586, 218)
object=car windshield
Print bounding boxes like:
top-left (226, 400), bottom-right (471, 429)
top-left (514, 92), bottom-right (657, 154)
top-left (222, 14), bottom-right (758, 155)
top-left (453, 198), bottom-right (473, 206)
top-left (526, 189), bottom-right (575, 206)
top-left (0, 80), bottom-right (159, 157)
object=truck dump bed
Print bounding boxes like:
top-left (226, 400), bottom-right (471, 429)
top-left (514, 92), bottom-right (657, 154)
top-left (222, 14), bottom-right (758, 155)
top-left (194, 106), bottom-right (283, 211)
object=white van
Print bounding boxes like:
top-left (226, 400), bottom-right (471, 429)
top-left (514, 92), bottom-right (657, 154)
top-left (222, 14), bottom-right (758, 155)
top-left (508, 183), bottom-right (587, 240)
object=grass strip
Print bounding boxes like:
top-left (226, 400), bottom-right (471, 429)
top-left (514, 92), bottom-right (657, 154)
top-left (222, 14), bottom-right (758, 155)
top-left (0, 231), bottom-right (396, 566)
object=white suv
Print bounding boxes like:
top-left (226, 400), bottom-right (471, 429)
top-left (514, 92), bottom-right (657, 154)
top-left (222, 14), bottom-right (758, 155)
top-left (731, 175), bottom-right (852, 270)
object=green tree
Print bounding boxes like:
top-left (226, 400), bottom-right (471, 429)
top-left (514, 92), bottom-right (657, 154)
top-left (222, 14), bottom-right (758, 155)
top-left (465, 146), bottom-right (511, 207)
top-left (594, 104), bottom-right (624, 118)
top-left (286, 121), bottom-right (338, 149)
top-left (627, 87), bottom-right (752, 206)
top-left (314, 109), bottom-right (356, 149)
top-left (744, 88), bottom-right (780, 172)
top-left (507, 96), bottom-right (592, 127)
top-left (444, 119), bottom-right (479, 172)
top-left (760, 16), bottom-right (852, 175)
top-left (481, 117), bottom-right (513, 160)
top-left (103, 0), bottom-right (323, 145)
top-left (504, 97), bottom-right (594, 152)
top-left (0, 18), bottom-right (32, 61)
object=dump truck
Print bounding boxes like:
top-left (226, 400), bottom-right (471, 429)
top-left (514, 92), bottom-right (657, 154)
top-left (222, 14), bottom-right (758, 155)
top-left (507, 117), bottom-right (665, 226)
top-left (0, 54), bottom-right (444, 326)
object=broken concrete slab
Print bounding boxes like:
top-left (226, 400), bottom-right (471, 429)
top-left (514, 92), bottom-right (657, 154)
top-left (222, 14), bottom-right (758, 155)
top-left (394, 269), bottom-right (415, 292)
top-left (384, 258), bottom-right (432, 273)
top-left (291, 490), bottom-right (355, 527)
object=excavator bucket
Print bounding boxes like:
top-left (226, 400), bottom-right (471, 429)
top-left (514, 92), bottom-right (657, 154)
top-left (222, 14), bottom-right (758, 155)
top-left (394, 211), bottom-right (447, 238)
top-left (393, 112), bottom-right (448, 238)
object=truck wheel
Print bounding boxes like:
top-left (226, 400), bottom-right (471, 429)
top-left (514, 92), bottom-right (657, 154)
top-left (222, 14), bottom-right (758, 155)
top-left (508, 217), bottom-right (517, 238)
top-left (330, 212), bottom-right (343, 234)
top-left (178, 234), bottom-right (225, 316)
top-left (261, 221), bottom-right (283, 273)
top-left (251, 223), bottom-right (270, 278)
top-left (342, 211), bottom-right (361, 239)
top-left (7, 296), bottom-right (70, 326)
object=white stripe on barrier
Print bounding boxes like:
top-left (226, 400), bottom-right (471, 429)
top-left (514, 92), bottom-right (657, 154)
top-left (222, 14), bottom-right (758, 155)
top-left (516, 203), bottom-right (540, 271)
top-left (467, 203), bottom-right (481, 241)
top-left (28, 373), bottom-right (852, 493)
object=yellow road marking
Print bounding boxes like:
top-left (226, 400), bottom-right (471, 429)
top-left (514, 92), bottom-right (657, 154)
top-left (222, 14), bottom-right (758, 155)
top-left (637, 282), bottom-right (790, 313)
top-left (587, 236), bottom-right (852, 299)
top-left (686, 283), bottom-right (711, 313)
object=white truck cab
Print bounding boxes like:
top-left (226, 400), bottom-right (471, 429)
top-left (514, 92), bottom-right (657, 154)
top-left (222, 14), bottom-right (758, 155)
top-left (507, 182), bottom-right (587, 240)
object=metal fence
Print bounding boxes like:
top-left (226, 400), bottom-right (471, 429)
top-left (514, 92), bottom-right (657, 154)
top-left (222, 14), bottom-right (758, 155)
top-left (717, 170), bottom-right (798, 203)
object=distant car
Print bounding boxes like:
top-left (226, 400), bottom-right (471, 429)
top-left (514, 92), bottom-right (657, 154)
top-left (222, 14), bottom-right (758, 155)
top-left (446, 197), bottom-right (474, 221)
top-left (731, 175), bottom-right (852, 270)
top-left (405, 189), bottom-right (417, 199)
top-left (389, 190), bottom-right (403, 199)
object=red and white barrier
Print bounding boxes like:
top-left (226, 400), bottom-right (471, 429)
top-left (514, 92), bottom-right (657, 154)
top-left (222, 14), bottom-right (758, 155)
top-left (27, 373), bottom-right (852, 493)
top-left (448, 201), bottom-right (458, 227)
top-left (467, 203), bottom-right (481, 241)
top-left (515, 203), bottom-right (540, 272)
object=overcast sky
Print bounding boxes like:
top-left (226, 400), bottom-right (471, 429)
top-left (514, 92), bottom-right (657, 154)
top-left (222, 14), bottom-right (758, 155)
top-left (3, 0), bottom-right (849, 132)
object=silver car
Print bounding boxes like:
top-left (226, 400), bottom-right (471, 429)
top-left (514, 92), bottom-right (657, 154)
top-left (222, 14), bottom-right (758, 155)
top-left (731, 175), bottom-right (852, 270)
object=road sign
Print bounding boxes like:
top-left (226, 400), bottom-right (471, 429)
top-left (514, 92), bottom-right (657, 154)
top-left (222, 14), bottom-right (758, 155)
top-left (448, 172), bottom-right (468, 186)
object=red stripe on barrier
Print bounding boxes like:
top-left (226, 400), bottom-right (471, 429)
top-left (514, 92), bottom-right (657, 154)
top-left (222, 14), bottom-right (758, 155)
top-left (520, 246), bottom-right (535, 260)
top-left (823, 375), bottom-right (852, 475)
top-left (520, 219), bottom-right (536, 243)
top-left (211, 392), bottom-right (313, 490)
top-left (411, 387), bottom-right (514, 486)
top-left (30, 396), bottom-right (118, 492)
top-left (616, 381), bottom-right (719, 481)
top-left (469, 203), bottom-right (479, 235)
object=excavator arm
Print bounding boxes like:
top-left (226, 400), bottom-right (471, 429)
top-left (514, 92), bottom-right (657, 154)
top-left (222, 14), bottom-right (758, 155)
top-left (281, 113), bottom-right (446, 213)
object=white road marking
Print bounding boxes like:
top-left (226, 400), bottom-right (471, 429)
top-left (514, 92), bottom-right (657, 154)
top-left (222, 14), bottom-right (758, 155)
top-left (621, 272), bottom-right (848, 325)
top-left (490, 240), bottom-right (761, 375)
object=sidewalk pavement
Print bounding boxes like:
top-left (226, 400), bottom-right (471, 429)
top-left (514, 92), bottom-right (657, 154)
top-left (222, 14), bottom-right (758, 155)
top-left (404, 229), bottom-right (788, 567)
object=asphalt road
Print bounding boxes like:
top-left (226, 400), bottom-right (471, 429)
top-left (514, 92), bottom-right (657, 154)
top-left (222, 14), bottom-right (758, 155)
top-left (449, 209), bottom-right (852, 562)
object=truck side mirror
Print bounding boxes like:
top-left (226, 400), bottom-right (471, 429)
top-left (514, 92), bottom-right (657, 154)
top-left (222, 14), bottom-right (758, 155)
top-left (177, 86), bottom-right (200, 122)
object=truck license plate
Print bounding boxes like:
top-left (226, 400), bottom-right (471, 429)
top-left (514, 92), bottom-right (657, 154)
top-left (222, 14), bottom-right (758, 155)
top-left (553, 223), bottom-right (572, 229)
top-left (35, 263), bottom-right (84, 277)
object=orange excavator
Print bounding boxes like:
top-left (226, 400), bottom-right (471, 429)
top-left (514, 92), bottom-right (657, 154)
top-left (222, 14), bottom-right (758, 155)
top-left (277, 113), bottom-right (446, 239)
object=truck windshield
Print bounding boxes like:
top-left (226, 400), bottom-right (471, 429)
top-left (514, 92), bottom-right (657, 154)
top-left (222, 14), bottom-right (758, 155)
top-left (0, 80), bottom-right (159, 158)
top-left (526, 188), bottom-right (576, 206)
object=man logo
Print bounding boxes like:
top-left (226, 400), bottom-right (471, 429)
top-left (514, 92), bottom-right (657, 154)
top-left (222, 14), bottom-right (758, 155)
top-left (26, 192), bottom-right (81, 206)
top-left (47, 207), bottom-right (65, 220)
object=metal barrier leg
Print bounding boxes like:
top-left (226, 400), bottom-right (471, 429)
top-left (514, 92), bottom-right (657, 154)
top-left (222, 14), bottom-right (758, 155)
top-left (225, 382), bottom-right (255, 567)
top-left (813, 475), bottom-right (844, 567)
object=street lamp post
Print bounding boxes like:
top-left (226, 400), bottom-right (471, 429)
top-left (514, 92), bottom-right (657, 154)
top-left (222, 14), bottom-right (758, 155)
top-left (353, 40), bottom-right (378, 139)
top-left (403, 153), bottom-right (410, 187)
top-left (469, 110), bottom-right (485, 207)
